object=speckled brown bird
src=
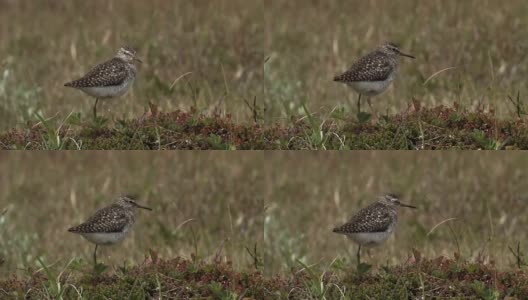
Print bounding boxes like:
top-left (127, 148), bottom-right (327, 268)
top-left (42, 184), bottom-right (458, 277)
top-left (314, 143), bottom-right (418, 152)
top-left (64, 46), bottom-right (142, 119)
top-left (334, 42), bottom-right (414, 113)
top-left (68, 195), bottom-right (151, 265)
top-left (333, 193), bottom-right (416, 264)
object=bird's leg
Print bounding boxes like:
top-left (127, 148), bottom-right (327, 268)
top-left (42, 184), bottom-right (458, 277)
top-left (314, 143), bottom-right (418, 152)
top-left (93, 98), bottom-right (99, 120)
top-left (366, 247), bottom-right (373, 259)
top-left (357, 94), bottom-right (362, 114)
top-left (93, 244), bottom-right (98, 266)
top-left (357, 245), bottom-right (361, 265)
top-left (367, 97), bottom-right (377, 118)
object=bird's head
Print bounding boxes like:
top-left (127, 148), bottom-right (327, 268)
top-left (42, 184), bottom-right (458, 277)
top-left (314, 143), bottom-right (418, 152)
top-left (116, 46), bottom-right (142, 63)
top-left (380, 42), bottom-right (415, 59)
top-left (117, 195), bottom-right (152, 211)
top-left (379, 193), bottom-right (416, 209)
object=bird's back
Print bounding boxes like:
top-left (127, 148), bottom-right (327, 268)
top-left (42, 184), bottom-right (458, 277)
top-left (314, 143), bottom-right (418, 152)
top-left (64, 57), bottom-right (131, 89)
top-left (68, 204), bottom-right (132, 234)
top-left (334, 50), bottom-right (395, 83)
top-left (333, 202), bottom-right (395, 235)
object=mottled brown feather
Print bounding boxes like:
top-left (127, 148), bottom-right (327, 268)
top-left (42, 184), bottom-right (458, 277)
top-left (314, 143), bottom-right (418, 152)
top-left (64, 58), bottom-right (129, 88)
top-left (334, 51), bottom-right (394, 82)
top-left (68, 204), bottom-right (128, 233)
top-left (333, 202), bottom-right (393, 234)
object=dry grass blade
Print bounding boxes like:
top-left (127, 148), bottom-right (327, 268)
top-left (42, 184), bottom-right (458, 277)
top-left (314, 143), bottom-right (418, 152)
top-left (423, 67), bottom-right (458, 86)
top-left (169, 72), bottom-right (193, 90)
top-left (427, 218), bottom-right (458, 237)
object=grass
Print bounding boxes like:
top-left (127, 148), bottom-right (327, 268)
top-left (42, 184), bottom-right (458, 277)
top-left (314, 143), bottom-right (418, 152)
top-left (0, 152), bottom-right (263, 275)
top-left (3, 103), bottom-right (528, 149)
top-left (0, 1), bottom-right (263, 131)
top-left (0, 256), bottom-right (266, 299)
top-left (264, 0), bottom-right (528, 121)
top-left (263, 152), bottom-right (528, 274)
top-left (1, 254), bottom-right (528, 299)
top-left (2, 1), bottom-right (528, 149)
top-left (2, 153), bottom-right (528, 297)
top-left (272, 252), bottom-right (528, 299)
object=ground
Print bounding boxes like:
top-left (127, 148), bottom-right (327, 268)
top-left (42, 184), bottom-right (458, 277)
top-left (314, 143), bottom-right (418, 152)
top-left (1, 1), bottom-right (528, 149)
top-left (2, 103), bottom-right (528, 149)
top-left (1, 254), bottom-right (527, 299)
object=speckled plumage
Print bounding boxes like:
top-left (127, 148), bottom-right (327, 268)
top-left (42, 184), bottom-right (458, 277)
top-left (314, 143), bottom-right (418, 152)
top-left (64, 46), bottom-right (141, 119)
top-left (65, 57), bottom-right (132, 89)
top-left (65, 46), bottom-right (139, 92)
top-left (333, 42), bottom-right (414, 113)
top-left (333, 194), bottom-right (416, 248)
top-left (68, 195), bottom-right (151, 265)
top-left (334, 42), bottom-right (410, 84)
top-left (334, 50), bottom-right (396, 83)
top-left (70, 196), bottom-right (151, 241)
top-left (68, 202), bottom-right (133, 234)
top-left (333, 201), bottom-right (396, 235)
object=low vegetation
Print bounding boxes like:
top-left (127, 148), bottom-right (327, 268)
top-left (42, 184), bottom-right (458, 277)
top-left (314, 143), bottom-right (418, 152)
top-left (1, 1), bottom-right (527, 150)
top-left (1, 252), bottom-right (527, 299)
top-left (1, 102), bottom-right (528, 150)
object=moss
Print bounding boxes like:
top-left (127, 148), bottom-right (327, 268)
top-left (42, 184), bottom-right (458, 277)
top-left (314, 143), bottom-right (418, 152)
top-left (0, 258), bottom-right (266, 299)
top-left (1, 106), bottom-right (528, 149)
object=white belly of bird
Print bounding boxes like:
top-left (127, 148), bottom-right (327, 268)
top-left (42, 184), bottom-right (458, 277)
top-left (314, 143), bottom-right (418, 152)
top-left (80, 78), bottom-right (134, 99)
top-left (347, 78), bottom-right (393, 97)
top-left (80, 231), bottom-right (128, 245)
top-left (346, 230), bottom-right (392, 248)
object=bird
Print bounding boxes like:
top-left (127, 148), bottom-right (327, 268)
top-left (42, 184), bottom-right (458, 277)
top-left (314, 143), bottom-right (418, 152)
top-left (68, 195), bottom-right (152, 266)
top-left (64, 46), bottom-right (142, 119)
top-left (333, 42), bottom-right (415, 114)
top-left (332, 193), bottom-right (416, 265)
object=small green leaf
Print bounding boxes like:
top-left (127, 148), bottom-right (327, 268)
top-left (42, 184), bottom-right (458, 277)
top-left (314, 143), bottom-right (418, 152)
top-left (357, 262), bottom-right (372, 274)
top-left (94, 262), bottom-right (108, 275)
top-left (357, 112), bottom-right (372, 124)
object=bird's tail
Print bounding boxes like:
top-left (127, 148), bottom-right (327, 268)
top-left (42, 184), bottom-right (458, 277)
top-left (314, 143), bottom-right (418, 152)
top-left (67, 226), bottom-right (78, 233)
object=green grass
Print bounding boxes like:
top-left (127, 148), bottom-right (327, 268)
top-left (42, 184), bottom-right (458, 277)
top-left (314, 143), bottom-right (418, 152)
top-left (264, 0), bottom-right (528, 122)
top-left (269, 252), bottom-right (528, 299)
top-left (2, 153), bottom-right (528, 298)
top-left (1, 254), bottom-right (527, 299)
top-left (0, 153), bottom-right (263, 275)
top-left (3, 103), bottom-right (528, 149)
top-left (2, 1), bottom-right (528, 150)
top-left (0, 256), bottom-right (266, 299)
top-left (263, 152), bottom-right (528, 276)
top-left (0, 1), bottom-right (263, 131)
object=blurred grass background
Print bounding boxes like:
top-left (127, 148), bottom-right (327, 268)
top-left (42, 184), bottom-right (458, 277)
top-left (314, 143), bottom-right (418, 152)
top-left (0, 0), bottom-right (263, 130)
top-left (265, 0), bottom-right (528, 121)
top-left (3, 1), bottom-right (528, 131)
top-left (2, 152), bottom-right (528, 277)
top-left (0, 152), bottom-right (264, 275)
top-left (264, 152), bottom-right (528, 274)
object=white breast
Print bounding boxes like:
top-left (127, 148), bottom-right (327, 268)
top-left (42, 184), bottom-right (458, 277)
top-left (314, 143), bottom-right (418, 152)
top-left (345, 228), bottom-right (393, 248)
top-left (346, 79), bottom-right (393, 97)
top-left (80, 231), bottom-right (128, 245)
top-left (79, 78), bottom-right (134, 99)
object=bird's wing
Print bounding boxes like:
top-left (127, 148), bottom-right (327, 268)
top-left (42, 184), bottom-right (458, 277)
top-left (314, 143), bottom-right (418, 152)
top-left (65, 58), bottom-right (128, 88)
top-left (68, 205), bottom-right (128, 233)
top-left (334, 52), bottom-right (393, 82)
top-left (333, 202), bottom-right (393, 234)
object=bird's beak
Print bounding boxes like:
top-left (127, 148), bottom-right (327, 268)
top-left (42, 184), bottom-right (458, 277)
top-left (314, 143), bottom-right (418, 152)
top-left (399, 52), bottom-right (415, 59)
top-left (135, 203), bottom-right (152, 210)
top-left (397, 201), bottom-right (417, 209)
top-left (134, 57), bottom-right (143, 64)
